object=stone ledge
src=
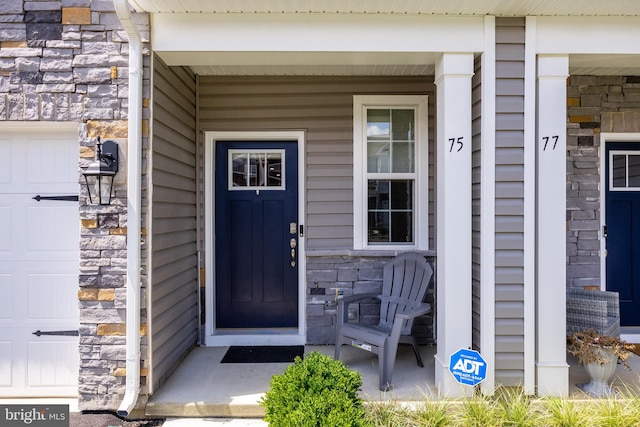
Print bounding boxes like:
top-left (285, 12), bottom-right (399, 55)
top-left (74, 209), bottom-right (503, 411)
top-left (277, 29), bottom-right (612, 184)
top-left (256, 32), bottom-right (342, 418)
top-left (305, 249), bottom-right (436, 258)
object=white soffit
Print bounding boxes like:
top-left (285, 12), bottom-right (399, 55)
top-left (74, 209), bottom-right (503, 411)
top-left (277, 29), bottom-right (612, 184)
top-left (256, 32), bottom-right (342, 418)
top-left (189, 64), bottom-right (435, 76)
top-left (570, 55), bottom-right (640, 76)
top-left (128, 0), bottom-right (640, 16)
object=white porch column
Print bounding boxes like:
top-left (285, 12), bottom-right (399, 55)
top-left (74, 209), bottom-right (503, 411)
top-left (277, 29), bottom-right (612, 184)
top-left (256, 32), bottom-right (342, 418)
top-left (536, 54), bottom-right (569, 396)
top-left (434, 53), bottom-right (475, 397)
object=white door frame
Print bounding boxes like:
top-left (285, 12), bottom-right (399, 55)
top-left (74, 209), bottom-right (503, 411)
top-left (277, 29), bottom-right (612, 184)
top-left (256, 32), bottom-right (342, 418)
top-left (204, 131), bottom-right (306, 346)
top-left (599, 132), bottom-right (640, 341)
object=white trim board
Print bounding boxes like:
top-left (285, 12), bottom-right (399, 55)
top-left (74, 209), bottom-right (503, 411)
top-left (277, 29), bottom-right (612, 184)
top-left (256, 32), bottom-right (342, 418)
top-left (621, 334), bottom-right (640, 343)
top-left (204, 131), bottom-right (306, 347)
top-left (153, 14), bottom-right (485, 63)
top-left (523, 16), bottom-right (537, 396)
top-left (536, 16), bottom-right (640, 55)
top-left (0, 122), bottom-right (79, 132)
top-left (479, 15), bottom-right (497, 396)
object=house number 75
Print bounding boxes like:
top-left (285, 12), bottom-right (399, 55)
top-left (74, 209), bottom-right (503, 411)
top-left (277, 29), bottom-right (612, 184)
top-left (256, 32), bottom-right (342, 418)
top-left (448, 137), bottom-right (464, 152)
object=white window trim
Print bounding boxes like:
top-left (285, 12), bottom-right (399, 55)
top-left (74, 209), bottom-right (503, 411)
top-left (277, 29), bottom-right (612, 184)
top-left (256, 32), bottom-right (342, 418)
top-left (353, 95), bottom-right (429, 250)
top-left (608, 150), bottom-right (640, 191)
top-left (227, 149), bottom-right (286, 191)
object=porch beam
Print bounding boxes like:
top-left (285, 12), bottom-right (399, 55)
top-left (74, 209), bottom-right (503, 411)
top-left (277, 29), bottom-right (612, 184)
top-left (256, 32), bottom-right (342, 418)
top-left (535, 17), bottom-right (640, 56)
top-left (151, 13), bottom-right (485, 66)
top-left (434, 53), bottom-right (475, 398)
top-left (535, 54), bottom-right (569, 397)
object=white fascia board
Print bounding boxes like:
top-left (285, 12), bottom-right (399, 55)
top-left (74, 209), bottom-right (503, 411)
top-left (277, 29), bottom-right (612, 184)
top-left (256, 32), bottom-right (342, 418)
top-left (536, 16), bottom-right (640, 55)
top-left (152, 13), bottom-right (485, 55)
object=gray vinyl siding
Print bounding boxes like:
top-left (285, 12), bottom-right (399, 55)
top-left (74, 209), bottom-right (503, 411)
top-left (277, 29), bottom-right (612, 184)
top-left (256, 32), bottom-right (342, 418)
top-left (472, 55), bottom-right (482, 351)
top-left (150, 55), bottom-right (199, 390)
top-left (494, 18), bottom-right (526, 386)
top-left (197, 76), bottom-right (436, 250)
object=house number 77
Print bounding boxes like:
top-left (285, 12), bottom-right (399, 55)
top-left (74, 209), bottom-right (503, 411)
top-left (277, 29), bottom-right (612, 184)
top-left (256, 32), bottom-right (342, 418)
top-left (541, 135), bottom-right (559, 151)
top-left (448, 137), bottom-right (464, 152)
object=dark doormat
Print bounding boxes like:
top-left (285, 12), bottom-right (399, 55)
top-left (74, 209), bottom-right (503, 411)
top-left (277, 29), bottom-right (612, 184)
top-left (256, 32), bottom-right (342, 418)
top-left (221, 345), bottom-right (305, 363)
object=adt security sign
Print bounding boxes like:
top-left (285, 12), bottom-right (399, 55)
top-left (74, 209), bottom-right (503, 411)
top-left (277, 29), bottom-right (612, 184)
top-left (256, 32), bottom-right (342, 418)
top-left (449, 348), bottom-right (487, 386)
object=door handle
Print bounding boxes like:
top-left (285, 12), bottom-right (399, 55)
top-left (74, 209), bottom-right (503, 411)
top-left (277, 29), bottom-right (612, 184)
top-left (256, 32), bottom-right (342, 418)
top-left (32, 329), bottom-right (79, 336)
top-left (33, 195), bottom-right (79, 202)
top-left (290, 238), bottom-right (297, 267)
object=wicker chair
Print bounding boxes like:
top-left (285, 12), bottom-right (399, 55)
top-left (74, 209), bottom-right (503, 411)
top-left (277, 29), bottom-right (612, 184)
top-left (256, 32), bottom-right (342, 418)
top-left (566, 287), bottom-right (620, 338)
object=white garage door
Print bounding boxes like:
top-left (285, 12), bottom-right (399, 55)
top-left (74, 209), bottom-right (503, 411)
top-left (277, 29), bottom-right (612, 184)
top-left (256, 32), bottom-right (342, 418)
top-left (0, 126), bottom-right (80, 397)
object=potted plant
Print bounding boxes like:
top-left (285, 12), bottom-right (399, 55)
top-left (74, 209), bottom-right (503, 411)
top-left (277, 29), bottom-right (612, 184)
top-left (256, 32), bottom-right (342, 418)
top-left (567, 328), bottom-right (634, 397)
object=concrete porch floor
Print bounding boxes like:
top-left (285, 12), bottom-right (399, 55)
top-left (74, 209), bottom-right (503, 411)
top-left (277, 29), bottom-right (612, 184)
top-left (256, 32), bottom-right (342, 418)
top-left (146, 344), bottom-right (640, 418)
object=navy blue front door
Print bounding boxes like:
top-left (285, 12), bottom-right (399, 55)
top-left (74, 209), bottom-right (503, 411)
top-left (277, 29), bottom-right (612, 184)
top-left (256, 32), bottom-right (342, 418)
top-left (605, 142), bottom-right (640, 326)
top-left (215, 141), bottom-right (298, 329)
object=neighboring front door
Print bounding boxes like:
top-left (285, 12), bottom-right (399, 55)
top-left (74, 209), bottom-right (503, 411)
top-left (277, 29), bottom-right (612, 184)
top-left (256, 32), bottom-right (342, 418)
top-left (0, 128), bottom-right (80, 397)
top-left (605, 142), bottom-right (640, 326)
top-left (215, 141), bottom-right (298, 329)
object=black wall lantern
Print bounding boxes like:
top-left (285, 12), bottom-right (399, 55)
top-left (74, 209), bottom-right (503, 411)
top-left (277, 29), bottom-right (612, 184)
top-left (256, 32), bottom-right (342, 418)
top-left (83, 138), bottom-right (119, 205)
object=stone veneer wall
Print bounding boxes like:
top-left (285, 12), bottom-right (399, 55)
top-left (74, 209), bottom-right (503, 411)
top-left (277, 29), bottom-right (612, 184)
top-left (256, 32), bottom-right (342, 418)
top-left (306, 253), bottom-right (436, 345)
top-left (566, 75), bottom-right (640, 288)
top-left (0, 0), bottom-right (150, 410)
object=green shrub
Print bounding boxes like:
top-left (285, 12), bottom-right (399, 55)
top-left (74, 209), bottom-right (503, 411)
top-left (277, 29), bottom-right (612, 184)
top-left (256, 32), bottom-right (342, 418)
top-left (260, 351), bottom-right (371, 427)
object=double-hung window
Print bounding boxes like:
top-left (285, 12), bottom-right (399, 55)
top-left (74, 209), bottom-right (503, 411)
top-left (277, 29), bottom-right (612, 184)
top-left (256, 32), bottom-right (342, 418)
top-left (353, 95), bottom-right (429, 250)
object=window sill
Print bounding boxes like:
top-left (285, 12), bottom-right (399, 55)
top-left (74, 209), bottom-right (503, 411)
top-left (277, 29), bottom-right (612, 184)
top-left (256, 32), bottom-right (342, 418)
top-left (305, 248), bottom-right (436, 258)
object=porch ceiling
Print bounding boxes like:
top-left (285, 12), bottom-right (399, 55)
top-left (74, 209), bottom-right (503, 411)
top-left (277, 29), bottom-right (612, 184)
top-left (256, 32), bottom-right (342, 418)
top-left (183, 51), bottom-right (439, 76)
top-left (128, 0), bottom-right (640, 16)
top-left (172, 53), bottom-right (640, 77)
top-left (570, 54), bottom-right (640, 76)
top-left (189, 63), bottom-right (435, 76)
